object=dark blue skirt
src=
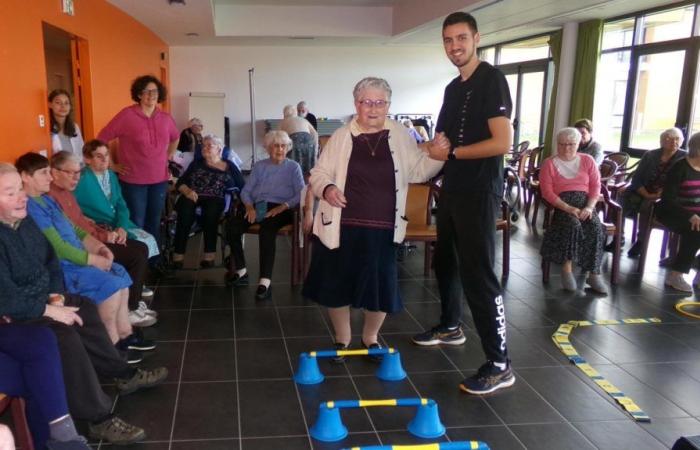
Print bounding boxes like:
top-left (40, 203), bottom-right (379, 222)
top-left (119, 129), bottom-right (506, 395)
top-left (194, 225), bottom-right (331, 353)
top-left (302, 226), bottom-right (402, 313)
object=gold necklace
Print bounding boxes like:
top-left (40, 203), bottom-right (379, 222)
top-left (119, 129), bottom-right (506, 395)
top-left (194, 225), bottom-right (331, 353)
top-left (361, 132), bottom-right (386, 157)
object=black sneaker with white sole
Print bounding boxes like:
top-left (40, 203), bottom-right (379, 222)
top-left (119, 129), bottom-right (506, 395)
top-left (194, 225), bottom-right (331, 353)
top-left (459, 360), bottom-right (515, 395)
top-left (412, 325), bottom-right (466, 346)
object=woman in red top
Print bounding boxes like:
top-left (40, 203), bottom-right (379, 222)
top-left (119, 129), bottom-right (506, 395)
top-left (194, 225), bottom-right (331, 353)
top-left (539, 127), bottom-right (607, 294)
top-left (97, 75), bottom-right (179, 255)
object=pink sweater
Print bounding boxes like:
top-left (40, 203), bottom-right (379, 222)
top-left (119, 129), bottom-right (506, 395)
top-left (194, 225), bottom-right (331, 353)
top-left (98, 105), bottom-right (179, 185)
top-left (539, 153), bottom-right (600, 205)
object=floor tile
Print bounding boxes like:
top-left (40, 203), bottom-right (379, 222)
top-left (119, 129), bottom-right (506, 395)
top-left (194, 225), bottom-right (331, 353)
top-left (509, 423), bottom-right (596, 450)
top-left (173, 382), bottom-right (238, 439)
top-left (573, 420), bottom-right (666, 450)
top-left (182, 340), bottom-right (236, 381)
top-left (238, 379), bottom-right (307, 437)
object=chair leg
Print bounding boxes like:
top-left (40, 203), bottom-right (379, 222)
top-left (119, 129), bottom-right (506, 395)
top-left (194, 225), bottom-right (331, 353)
top-left (660, 231), bottom-right (669, 260)
top-left (611, 232), bottom-right (621, 285)
top-left (11, 398), bottom-right (34, 450)
top-left (531, 195), bottom-right (540, 229)
top-left (636, 223), bottom-right (654, 274)
top-left (424, 242), bottom-right (431, 277)
top-left (542, 259), bottom-right (550, 284)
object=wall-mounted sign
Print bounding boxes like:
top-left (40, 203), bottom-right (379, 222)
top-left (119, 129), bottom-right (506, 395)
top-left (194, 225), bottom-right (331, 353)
top-left (62, 0), bottom-right (74, 16)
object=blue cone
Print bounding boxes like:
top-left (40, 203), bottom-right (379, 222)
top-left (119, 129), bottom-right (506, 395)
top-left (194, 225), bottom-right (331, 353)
top-left (407, 401), bottom-right (446, 439)
top-left (375, 350), bottom-right (407, 382)
top-left (310, 405), bottom-right (348, 442)
top-left (293, 353), bottom-right (324, 385)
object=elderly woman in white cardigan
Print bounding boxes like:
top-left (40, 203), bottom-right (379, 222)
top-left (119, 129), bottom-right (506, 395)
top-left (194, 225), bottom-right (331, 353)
top-left (302, 77), bottom-right (447, 362)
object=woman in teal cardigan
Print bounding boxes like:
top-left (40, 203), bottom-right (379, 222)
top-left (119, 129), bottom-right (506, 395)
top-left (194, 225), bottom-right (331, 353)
top-left (74, 140), bottom-right (160, 259)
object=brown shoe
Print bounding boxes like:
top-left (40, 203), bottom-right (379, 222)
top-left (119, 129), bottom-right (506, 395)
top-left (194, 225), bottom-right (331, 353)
top-left (88, 416), bottom-right (145, 445)
top-left (116, 367), bottom-right (168, 395)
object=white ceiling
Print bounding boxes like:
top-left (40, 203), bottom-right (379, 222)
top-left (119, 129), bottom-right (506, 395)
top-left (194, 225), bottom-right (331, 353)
top-left (107, 0), bottom-right (685, 47)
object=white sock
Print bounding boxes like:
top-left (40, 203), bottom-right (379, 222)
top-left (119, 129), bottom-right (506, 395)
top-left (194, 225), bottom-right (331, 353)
top-left (236, 268), bottom-right (247, 277)
top-left (259, 277), bottom-right (271, 288)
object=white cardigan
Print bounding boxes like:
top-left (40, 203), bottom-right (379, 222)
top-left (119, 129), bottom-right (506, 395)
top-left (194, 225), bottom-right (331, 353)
top-left (310, 117), bottom-right (443, 249)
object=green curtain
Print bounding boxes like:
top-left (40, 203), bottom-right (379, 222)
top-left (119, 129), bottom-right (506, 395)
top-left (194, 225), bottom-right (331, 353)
top-left (569, 19), bottom-right (604, 124)
top-left (543, 30), bottom-right (562, 158)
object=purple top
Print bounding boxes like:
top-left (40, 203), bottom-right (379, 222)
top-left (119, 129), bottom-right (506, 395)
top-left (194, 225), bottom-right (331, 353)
top-left (98, 105), bottom-right (179, 185)
top-left (341, 130), bottom-right (396, 230)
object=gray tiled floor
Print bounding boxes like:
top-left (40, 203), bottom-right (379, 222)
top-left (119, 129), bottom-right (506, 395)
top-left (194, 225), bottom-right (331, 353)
top-left (97, 222), bottom-right (700, 449)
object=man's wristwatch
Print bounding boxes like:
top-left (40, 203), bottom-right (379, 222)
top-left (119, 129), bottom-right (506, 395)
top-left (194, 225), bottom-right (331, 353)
top-left (447, 147), bottom-right (456, 160)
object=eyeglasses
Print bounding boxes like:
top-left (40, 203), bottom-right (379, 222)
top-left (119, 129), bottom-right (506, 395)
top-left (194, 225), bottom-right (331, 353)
top-left (55, 168), bottom-right (81, 178)
top-left (357, 99), bottom-right (390, 109)
top-left (558, 142), bottom-right (578, 147)
top-left (141, 88), bottom-right (159, 96)
top-left (90, 153), bottom-right (109, 161)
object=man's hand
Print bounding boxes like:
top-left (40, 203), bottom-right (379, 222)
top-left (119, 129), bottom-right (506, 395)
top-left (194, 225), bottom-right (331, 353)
top-left (44, 304), bottom-right (83, 326)
top-left (324, 186), bottom-right (347, 208)
top-left (425, 132), bottom-right (452, 161)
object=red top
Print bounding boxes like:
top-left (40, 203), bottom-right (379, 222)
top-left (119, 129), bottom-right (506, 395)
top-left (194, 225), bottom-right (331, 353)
top-left (98, 105), bottom-right (179, 184)
top-left (47, 184), bottom-right (111, 243)
top-left (539, 153), bottom-right (601, 205)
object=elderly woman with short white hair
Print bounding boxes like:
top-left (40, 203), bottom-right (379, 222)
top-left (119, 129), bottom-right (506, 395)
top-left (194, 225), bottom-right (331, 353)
top-left (539, 127), bottom-right (607, 294)
top-left (302, 76), bottom-right (447, 361)
top-left (225, 130), bottom-right (305, 299)
top-left (172, 134), bottom-right (245, 269)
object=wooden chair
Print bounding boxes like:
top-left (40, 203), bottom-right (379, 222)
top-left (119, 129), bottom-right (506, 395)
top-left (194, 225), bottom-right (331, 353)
top-left (404, 181), bottom-right (511, 281)
top-left (541, 185), bottom-right (622, 285)
top-left (225, 207), bottom-right (305, 285)
top-left (635, 201), bottom-right (678, 274)
top-left (318, 135), bottom-right (331, 153)
top-left (524, 145), bottom-right (544, 227)
top-left (0, 393), bottom-right (34, 450)
top-left (599, 160), bottom-right (619, 183)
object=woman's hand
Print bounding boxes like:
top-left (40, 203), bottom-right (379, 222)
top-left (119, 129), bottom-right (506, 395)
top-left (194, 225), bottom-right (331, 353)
top-left (265, 204), bottom-right (288, 218)
top-left (244, 204), bottom-right (256, 223)
top-left (303, 208), bottom-right (314, 234)
top-left (187, 190), bottom-right (199, 203)
top-left (578, 206), bottom-right (595, 221)
top-left (324, 185), bottom-right (347, 208)
top-left (115, 227), bottom-right (128, 245)
top-left (690, 214), bottom-right (700, 231)
top-left (88, 253), bottom-right (112, 271)
top-left (44, 304), bottom-right (83, 326)
top-left (110, 162), bottom-right (130, 175)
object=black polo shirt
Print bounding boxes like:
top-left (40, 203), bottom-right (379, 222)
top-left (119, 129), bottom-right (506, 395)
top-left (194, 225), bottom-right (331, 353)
top-left (436, 61), bottom-right (512, 196)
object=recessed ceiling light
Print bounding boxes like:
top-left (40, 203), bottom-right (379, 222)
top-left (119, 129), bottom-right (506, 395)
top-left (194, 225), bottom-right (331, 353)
top-left (186, 32), bottom-right (199, 37)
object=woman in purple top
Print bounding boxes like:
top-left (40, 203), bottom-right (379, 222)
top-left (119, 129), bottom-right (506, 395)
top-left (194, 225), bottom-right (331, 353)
top-left (302, 77), bottom-right (445, 362)
top-left (656, 132), bottom-right (700, 292)
top-left (97, 75), bottom-right (179, 253)
top-left (224, 131), bottom-right (305, 300)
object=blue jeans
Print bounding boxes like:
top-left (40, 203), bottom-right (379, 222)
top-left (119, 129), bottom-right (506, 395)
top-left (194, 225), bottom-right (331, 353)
top-left (120, 181), bottom-right (168, 247)
top-left (0, 324), bottom-right (70, 447)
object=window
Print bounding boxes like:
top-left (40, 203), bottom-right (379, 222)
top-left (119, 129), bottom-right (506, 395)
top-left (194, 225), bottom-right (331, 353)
top-left (481, 34), bottom-right (553, 146)
top-left (592, 2), bottom-right (700, 155)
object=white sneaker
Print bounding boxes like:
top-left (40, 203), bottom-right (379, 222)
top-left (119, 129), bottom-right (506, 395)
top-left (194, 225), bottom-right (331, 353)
top-left (665, 272), bottom-right (693, 293)
top-left (137, 301), bottom-right (158, 318)
top-left (128, 309), bottom-right (157, 327)
top-left (141, 286), bottom-right (154, 298)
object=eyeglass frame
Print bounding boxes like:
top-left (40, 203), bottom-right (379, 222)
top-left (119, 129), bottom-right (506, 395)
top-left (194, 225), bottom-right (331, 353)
top-left (54, 168), bottom-right (82, 178)
top-left (356, 99), bottom-right (391, 109)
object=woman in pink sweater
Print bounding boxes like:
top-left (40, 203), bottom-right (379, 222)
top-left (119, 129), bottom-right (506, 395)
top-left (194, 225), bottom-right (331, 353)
top-left (539, 127), bottom-right (607, 294)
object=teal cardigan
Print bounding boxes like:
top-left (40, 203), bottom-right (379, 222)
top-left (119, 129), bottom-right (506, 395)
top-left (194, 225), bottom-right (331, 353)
top-left (74, 168), bottom-right (138, 237)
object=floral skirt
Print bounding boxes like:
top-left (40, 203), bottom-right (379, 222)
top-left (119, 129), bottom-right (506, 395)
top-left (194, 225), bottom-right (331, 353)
top-left (540, 191), bottom-right (605, 272)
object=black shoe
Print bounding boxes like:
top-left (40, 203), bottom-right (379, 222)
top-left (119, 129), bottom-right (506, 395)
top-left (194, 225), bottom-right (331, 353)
top-left (117, 332), bottom-right (157, 352)
top-left (604, 236), bottom-right (624, 253)
top-left (362, 341), bottom-right (383, 364)
top-left (627, 241), bottom-right (641, 258)
top-left (255, 284), bottom-right (271, 300)
top-left (150, 261), bottom-right (174, 278)
top-left (200, 259), bottom-right (215, 269)
top-left (659, 256), bottom-right (673, 267)
top-left (331, 342), bottom-right (348, 364)
top-left (459, 360), bottom-right (515, 395)
top-left (225, 272), bottom-right (249, 287)
top-left (170, 260), bottom-right (184, 270)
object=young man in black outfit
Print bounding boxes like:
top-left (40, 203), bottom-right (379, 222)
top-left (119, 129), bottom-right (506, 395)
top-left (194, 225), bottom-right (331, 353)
top-left (412, 12), bottom-right (515, 395)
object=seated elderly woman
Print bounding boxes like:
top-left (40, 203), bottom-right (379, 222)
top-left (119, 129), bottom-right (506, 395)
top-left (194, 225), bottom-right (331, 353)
top-left (539, 127), bottom-right (607, 294)
top-left (278, 104), bottom-right (318, 176)
top-left (16, 152), bottom-right (154, 349)
top-left (656, 132), bottom-right (700, 292)
top-left (624, 127), bottom-right (687, 257)
top-left (225, 130), bottom-right (305, 299)
top-left (172, 134), bottom-right (244, 268)
top-left (74, 140), bottom-right (160, 261)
